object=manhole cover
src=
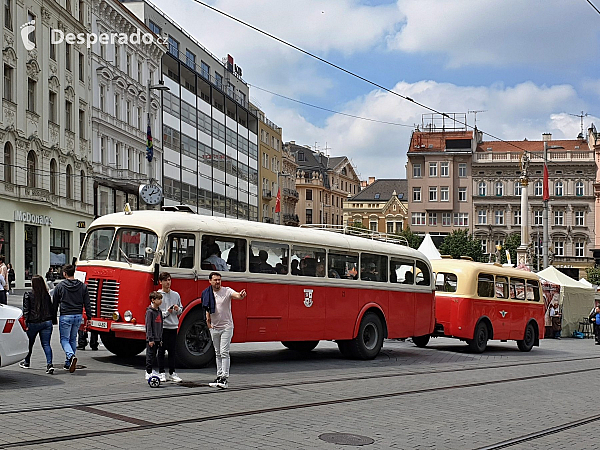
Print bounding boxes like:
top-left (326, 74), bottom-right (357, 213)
top-left (318, 433), bottom-right (374, 446)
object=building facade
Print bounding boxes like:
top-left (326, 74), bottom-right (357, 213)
top-left (1, 0), bottom-right (94, 287)
top-left (285, 141), bottom-right (360, 225)
top-left (91, 0), bottom-right (165, 216)
top-left (472, 134), bottom-right (596, 276)
top-left (406, 121), bottom-right (478, 246)
top-left (280, 146), bottom-right (299, 226)
top-left (124, 0), bottom-right (259, 220)
top-left (590, 124), bottom-right (600, 263)
top-left (343, 178), bottom-right (408, 233)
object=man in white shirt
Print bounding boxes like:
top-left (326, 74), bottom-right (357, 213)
top-left (205, 272), bottom-right (246, 389)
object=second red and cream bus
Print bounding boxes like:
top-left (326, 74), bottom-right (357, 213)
top-left (425, 258), bottom-right (545, 353)
top-left (76, 208), bottom-right (435, 367)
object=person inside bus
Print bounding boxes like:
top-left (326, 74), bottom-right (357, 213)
top-left (362, 263), bottom-right (378, 281)
top-left (291, 260), bottom-right (301, 276)
top-left (256, 250), bottom-right (276, 274)
top-left (300, 257), bottom-right (317, 277)
top-left (403, 271), bottom-right (414, 284)
top-left (203, 244), bottom-right (228, 271)
top-left (226, 240), bottom-right (246, 272)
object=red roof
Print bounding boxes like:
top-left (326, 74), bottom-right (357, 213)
top-left (408, 130), bottom-right (474, 153)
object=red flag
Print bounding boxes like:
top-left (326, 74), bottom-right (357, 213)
top-left (275, 188), bottom-right (281, 213)
top-left (543, 164), bottom-right (549, 201)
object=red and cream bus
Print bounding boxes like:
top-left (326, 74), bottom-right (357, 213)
top-left (426, 258), bottom-right (545, 353)
top-left (76, 208), bottom-right (435, 367)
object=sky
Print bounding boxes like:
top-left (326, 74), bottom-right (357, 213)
top-left (151, 0), bottom-right (600, 179)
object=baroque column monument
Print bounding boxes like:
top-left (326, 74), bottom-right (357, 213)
top-left (516, 152), bottom-right (530, 267)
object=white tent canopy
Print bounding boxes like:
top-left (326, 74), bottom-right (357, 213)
top-left (418, 234), bottom-right (441, 260)
top-left (579, 278), bottom-right (593, 288)
top-left (537, 266), bottom-right (595, 336)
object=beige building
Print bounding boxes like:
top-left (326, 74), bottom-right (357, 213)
top-left (285, 142), bottom-right (360, 225)
top-left (406, 120), bottom-right (479, 246)
top-left (591, 124), bottom-right (600, 263)
top-left (280, 146), bottom-right (299, 226)
top-left (472, 133), bottom-right (596, 276)
top-left (343, 178), bottom-right (408, 233)
top-left (253, 104), bottom-right (282, 223)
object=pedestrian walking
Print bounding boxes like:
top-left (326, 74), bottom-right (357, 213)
top-left (145, 291), bottom-right (164, 381)
top-left (19, 275), bottom-right (56, 373)
top-left (77, 327), bottom-right (99, 350)
top-left (0, 271), bottom-right (6, 305)
top-left (203, 271), bottom-right (247, 389)
top-left (0, 256), bottom-right (7, 305)
top-left (7, 263), bottom-right (15, 293)
top-left (157, 271), bottom-right (183, 382)
top-left (52, 264), bottom-right (92, 373)
top-left (549, 301), bottom-right (562, 339)
top-left (590, 301), bottom-right (600, 344)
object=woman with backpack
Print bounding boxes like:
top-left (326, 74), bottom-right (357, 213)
top-left (19, 275), bottom-right (56, 374)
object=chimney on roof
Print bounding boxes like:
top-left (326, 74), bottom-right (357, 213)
top-left (368, 176), bottom-right (375, 185)
top-left (542, 133), bottom-right (552, 142)
top-left (361, 180), bottom-right (368, 189)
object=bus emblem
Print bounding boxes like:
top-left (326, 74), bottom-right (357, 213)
top-left (499, 310), bottom-right (507, 318)
top-left (303, 289), bottom-right (313, 308)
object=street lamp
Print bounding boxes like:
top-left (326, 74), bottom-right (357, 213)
top-left (145, 78), bottom-right (169, 183)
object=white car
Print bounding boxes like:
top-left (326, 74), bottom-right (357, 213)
top-left (0, 304), bottom-right (28, 367)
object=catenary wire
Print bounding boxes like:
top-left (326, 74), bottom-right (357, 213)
top-left (189, 0), bottom-right (533, 154)
top-left (249, 84), bottom-right (414, 127)
top-left (586, 0), bottom-right (600, 15)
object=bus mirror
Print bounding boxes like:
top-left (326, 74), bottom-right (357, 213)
top-left (145, 247), bottom-right (155, 255)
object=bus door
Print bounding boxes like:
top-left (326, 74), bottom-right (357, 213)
top-left (161, 233), bottom-right (200, 307)
top-left (494, 275), bottom-right (511, 339)
top-left (389, 258), bottom-right (415, 337)
top-left (414, 260), bottom-right (433, 336)
top-left (325, 251), bottom-right (359, 339)
top-left (287, 246), bottom-right (327, 340)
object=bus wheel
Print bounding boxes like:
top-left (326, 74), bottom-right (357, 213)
top-left (347, 312), bottom-right (384, 360)
top-left (517, 323), bottom-right (536, 352)
top-left (412, 335), bottom-right (430, 348)
top-left (100, 332), bottom-right (146, 357)
top-left (467, 322), bottom-right (489, 353)
top-left (281, 341), bottom-right (319, 352)
top-left (176, 309), bottom-right (214, 368)
top-left (336, 340), bottom-right (354, 358)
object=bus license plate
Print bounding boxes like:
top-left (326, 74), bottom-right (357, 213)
top-left (90, 320), bottom-right (108, 329)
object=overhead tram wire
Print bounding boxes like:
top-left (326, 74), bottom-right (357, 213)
top-left (190, 0), bottom-right (531, 154)
top-left (249, 84), bottom-right (414, 127)
top-left (586, 0), bottom-right (600, 15)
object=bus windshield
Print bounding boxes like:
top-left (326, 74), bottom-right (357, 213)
top-left (81, 228), bottom-right (115, 261)
top-left (81, 227), bottom-right (158, 265)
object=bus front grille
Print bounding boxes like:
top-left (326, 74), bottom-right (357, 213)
top-left (86, 279), bottom-right (99, 317)
top-left (99, 280), bottom-right (120, 319)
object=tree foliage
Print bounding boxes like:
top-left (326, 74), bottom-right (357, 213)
top-left (395, 227), bottom-right (423, 249)
top-left (586, 266), bottom-right (600, 286)
top-left (439, 230), bottom-right (485, 262)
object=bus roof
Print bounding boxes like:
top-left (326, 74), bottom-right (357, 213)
top-left (88, 211), bottom-right (429, 260)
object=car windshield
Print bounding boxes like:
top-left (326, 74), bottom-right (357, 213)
top-left (108, 228), bottom-right (158, 266)
top-left (80, 228), bottom-right (115, 261)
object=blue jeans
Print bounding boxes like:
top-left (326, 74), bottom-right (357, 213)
top-left (59, 315), bottom-right (82, 365)
top-left (25, 320), bottom-right (53, 365)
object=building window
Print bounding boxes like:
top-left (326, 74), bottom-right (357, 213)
top-left (428, 213), bottom-right (437, 226)
top-left (458, 187), bottom-right (467, 202)
top-left (4, 0), bottom-right (12, 30)
top-left (575, 242), bottom-right (584, 257)
top-left (458, 163), bottom-right (467, 177)
top-left (3, 64), bottom-right (12, 102)
top-left (554, 241), bottom-right (564, 256)
top-left (66, 0), bottom-right (71, 14)
top-left (126, 101), bottom-right (131, 125)
top-left (306, 208), bottom-right (312, 224)
top-left (429, 186), bottom-right (437, 201)
top-left (534, 210), bottom-right (543, 226)
top-left (201, 61), bottom-right (210, 79)
top-left (555, 181), bottom-right (563, 196)
top-left (3, 142), bottom-right (11, 183)
top-left (26, 150), bottom-right (36, 187)
top-left (99, 85), bottom-right (105, 112)
top-left (306, 189), bottom-right (312, 201)
top-left (66, 44), bottom-right (71, 71)
top-left (495, 182), bottom-right (504, 196)
top-left (48, 91), bottom-right (57, 123)
top-left (370, 221), bottom-right (377, 231)
top-left (79, 109), bottom-right (85, 139)
top-left (481, 240), bottom-right (488, 254)
top-left (554, 210), bottom-right (564, 226)
top-left (514, 210), bottom-right (521, 225)
top-left (79, 0), bottom-right (84, 22)
top-left (167, 36), bottom-right (179, 56)
top-left (429, 162), bottom-right (437, 177)
top-left (576, 181), bottom-right (584, 196)
top-left (27, 78), bottom-right (35, 113)
top-left (442, 212), bottom-right (452, 226)
top-left (575, 210), bottom-right (585, 226)
top-left (100, 41), bottom-right (106, 60)
top-left (454, 213), bottom-right (469, 227)
top-left (186, 50), bottom-right (196, 68)
top-left (413, 187), bottom-right (421, 202)
top-left (148, 20), bottom-right (161, 35)
top-left (65, 101), bottom-right (72, 131)
top-left (114, 44), bottom-right (120, 68)
top-left (440, 186), bottom-right (449, 201)
top-left (80, 170), bottom-right (85, 202)
top-left (495, 210), bottom-right (504, 225)
top-left (137, 62), bottom-right (142, 83)
top-left (66, 164), bottom-right (72, 198)
top-left (114, 94), bottom-right (120, 120)
top-left (26, 11), bottom-right (35, 43)
top-left (412, 212), bottom-right (426, 226)
top-left (50, 158), bottom-right (57, 194)
top-left (534, 181), bottom-right (542, 196)
top-left (215, 72), bottom-right (223, 90)
top-left (50, 229), bottom-right (71, 271)
top-left (413, 163), bottom-right (421, 178)
top-left (50, 32), bottom-right (56, 60)
top-left (78, 52), bottom-right (84, 81)
top-left (514, 181), bottom-right (522, 196)
top-left (478, 181), bottom-right (487, 196)
top-left (440, 161), bottom-right (449, 177)
top-left (478, 210), bottom-right (487, 225)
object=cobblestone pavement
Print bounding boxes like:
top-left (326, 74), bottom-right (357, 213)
top-left (2, 292), bottom-right (599, 449)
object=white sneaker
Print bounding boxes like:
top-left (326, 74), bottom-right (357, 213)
top-left (159, 372), bottom-right (167, 382)
top-left (168, 372), bottom-right (182, 383)
top-left (145, 371), bottom-right (158, 381)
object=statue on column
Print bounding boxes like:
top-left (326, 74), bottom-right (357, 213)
top-left (520, 152), bottom-right (530, 180)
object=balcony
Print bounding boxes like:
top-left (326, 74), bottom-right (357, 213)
top-left (262, 189), bottom-right (272, 200)
top-left (283, 213), bottom-right (300, 226)
top-left (263, 217), bottom-right (274, 224)
top-left (473, 150), bottom-right (594, 163)
top-left (283, 187), bottom-right (299, 201)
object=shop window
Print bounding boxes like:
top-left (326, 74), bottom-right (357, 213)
top-left (50, 229), bottom-right (70, 272)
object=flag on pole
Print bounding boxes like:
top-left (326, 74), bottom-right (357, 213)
top-left (542, 163), bottom-right (549, 201)
top-left (146, 117), bottom-right (153, 162)
top-left (275, 188), bottom-right (281, 213)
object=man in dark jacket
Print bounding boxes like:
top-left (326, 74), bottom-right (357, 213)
top-left (52, 264), bottom-right (92, 373)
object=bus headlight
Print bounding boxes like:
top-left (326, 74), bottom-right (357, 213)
top-left (124, 310), bottom-right (133, 322)
top-left (112, 311), bottom-right (120, 321)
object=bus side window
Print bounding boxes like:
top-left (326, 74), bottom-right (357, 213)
top-left (390, 258), bottom-right (414, 284)
top-left (291, 246), bottom-right (326, 277)
top-left (201, 235), bottom-right (247, 272)
top-left (477, 273), bottom-right (495, 298)
top-left (495, 276), bottom-right (509, 299)
top-left (328, 252), bottom-right (358, 279)
top-left (415, 260), bottom-right (431, 286)
top-left (526, 279), bottom-right (540, 301)
top-left (163, 234), bottom-right (196, 268)
top-left (510, 278), bottom-right (525, 300)
top-left (361, 254), bottom-right (388, 282)
top-left (435, 272), bottom-right (457, 292)
top-left (249, 241), bottom-right (289, 275)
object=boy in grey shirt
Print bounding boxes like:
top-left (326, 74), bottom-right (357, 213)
top-left (158, 272), bottom-right (183, 382)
